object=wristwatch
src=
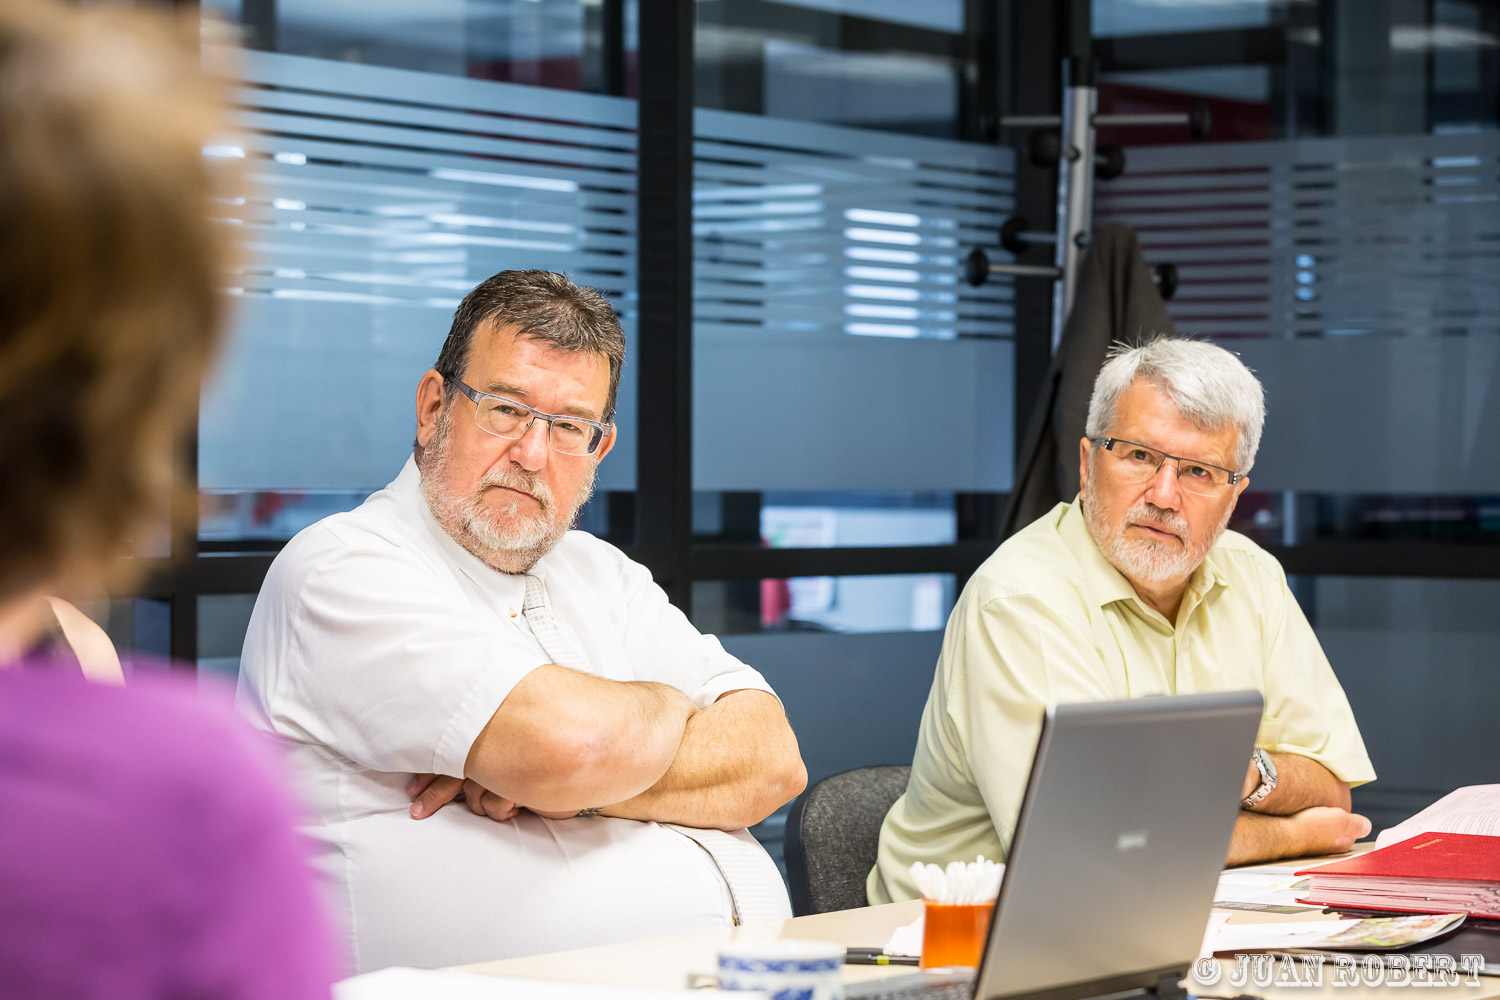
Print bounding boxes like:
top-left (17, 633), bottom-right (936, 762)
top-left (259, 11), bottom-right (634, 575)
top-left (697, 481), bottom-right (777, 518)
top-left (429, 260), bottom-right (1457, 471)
top-left (1242, 747), bottom-right (1278, 809)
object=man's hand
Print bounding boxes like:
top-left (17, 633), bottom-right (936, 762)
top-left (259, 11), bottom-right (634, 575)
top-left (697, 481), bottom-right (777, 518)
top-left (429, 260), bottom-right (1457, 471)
top-left (1241, 751), bottom-right (1352, 815)
top-left (407, 773), bottom-right (519, 822)
top-left (1226, 806), bottom-right (1371, 867)
top-left (407, 773), bottom-right (460, 819)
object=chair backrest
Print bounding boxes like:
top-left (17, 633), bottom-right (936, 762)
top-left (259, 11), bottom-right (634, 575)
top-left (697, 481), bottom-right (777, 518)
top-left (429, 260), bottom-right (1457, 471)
top-left (783, 764), bottom-right (911, 916)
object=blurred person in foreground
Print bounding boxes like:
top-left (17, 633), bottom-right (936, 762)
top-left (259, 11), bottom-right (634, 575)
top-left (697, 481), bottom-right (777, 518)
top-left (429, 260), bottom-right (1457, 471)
top-left (871, 336), bottom-right (1376, 904)
top-left (0, 3), bottom-right (333, 997)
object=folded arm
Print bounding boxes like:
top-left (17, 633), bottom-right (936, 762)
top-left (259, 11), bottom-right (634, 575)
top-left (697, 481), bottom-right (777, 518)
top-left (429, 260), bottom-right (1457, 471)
top-left (453, 663), bottom-right (695, 815)
top-left (601, 688), bottom-right (807, 831)
top-left (1241, 751), bottom-right (1352, 815)
top-left (1226, 751), bottom-right (1362, 865)
top-left (413, 686), bottom-right (806, 828)
top-left (1226, 806), bottom-right (1371, 867)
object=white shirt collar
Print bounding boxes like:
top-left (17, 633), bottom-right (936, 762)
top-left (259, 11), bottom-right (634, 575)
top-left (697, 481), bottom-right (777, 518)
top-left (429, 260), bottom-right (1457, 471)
top-left (387, 456), bottom-right (533, 604)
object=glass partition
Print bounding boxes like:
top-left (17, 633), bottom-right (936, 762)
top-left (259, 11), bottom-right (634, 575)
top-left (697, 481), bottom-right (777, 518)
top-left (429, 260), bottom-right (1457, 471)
top-left (1311, 576), bottom-right (1500, 835)
top-left (205, 0), bottom-right (634, 92)
top-left (201, 50), bottom-right (640, 543)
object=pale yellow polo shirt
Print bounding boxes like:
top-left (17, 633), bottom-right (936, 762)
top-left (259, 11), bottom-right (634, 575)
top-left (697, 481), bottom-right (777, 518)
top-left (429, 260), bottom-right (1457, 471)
top-left (868, 498), bottom-right (1376, 904)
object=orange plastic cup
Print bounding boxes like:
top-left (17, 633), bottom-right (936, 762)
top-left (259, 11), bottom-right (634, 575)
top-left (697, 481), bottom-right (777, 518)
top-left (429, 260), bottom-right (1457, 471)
top-left (920, 900), bottom-right (995, 969)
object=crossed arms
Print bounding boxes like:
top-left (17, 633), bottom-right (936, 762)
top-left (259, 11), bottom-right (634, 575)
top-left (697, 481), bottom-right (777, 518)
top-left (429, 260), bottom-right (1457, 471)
top-left (409, 663), bottom-right (808, 831)
top-left (1227, 751), bottom-right (1369, 866)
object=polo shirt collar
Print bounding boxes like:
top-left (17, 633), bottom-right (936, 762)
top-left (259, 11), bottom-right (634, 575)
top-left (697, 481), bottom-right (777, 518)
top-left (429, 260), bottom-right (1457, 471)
top-left (1056, 495), bottom-right (1230, 624)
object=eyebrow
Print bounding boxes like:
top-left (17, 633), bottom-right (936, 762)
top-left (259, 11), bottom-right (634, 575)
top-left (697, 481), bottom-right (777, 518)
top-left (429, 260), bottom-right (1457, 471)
top-left (482, 381), bottom-right (601, 422)
top-left (1166, 444), bottom-right (1235, 471)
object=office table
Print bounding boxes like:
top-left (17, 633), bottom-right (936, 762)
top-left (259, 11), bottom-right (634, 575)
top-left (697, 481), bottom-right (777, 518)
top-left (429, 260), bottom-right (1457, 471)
top-left (460, 853), bottom-right (1499, 998)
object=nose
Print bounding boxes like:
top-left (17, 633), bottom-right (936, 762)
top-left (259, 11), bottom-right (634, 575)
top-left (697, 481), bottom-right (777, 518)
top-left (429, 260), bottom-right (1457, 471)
top-left (506, 416), bottom-right (551, 473)
top-left (1141, 455), bottom-right (1184, 510)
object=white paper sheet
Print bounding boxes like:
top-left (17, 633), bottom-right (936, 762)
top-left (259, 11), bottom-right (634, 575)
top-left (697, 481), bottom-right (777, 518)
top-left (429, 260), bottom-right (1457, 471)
top-left (1215, 919), bottom-right (1362, 952)
top-left (1213, 865), bottom-right (1319, 912)
top-left (1376, 785), bottom-right (1500, 849)
top-left (1212, 914), bottom-right (1466, 954)
top-left (884, 916), bottom-right (924, 957)
top-left (333, 967), bottom-right (766, 1000)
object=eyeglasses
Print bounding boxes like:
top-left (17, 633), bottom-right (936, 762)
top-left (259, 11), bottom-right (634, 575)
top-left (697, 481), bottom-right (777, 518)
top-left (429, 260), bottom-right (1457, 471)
top-left (1094, 437), bottom-right (1242, 497)
top-left (446, 376), bottom-right (612, 457)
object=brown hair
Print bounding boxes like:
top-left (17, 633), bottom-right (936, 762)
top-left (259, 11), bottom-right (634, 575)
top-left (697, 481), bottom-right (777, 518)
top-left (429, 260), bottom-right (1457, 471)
top-left (433, 270), bottom-right (626, 421)
top-left (0, 1), bottom-right (233, 602)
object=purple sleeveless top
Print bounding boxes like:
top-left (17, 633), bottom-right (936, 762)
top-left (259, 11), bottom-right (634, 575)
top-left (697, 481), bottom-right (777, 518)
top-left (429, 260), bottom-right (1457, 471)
top-left (0, 665), bottom-right (336, 999)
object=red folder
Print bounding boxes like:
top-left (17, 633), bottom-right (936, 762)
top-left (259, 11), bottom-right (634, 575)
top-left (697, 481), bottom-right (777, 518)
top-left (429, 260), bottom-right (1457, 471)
top-left (1296, 833), bottom-right (1500, 920)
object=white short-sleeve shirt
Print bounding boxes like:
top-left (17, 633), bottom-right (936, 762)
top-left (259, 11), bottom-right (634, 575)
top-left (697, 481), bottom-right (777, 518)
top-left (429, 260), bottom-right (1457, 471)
top-left (236, 458), bottom-right (779, 973)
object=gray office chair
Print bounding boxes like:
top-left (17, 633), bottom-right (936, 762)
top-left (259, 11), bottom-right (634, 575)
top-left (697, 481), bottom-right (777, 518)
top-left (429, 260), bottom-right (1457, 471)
top-left (783, 764), bottom-right (911, 915)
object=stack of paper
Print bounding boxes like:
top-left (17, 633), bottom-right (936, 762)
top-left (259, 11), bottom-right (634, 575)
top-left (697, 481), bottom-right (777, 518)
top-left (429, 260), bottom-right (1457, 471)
top-left (1212, 914), bottom-right (1467, 955)
top-left (1374, 785), bottom-right (1500, 849)
top-left (1297, 832), bottom-right (1500, 919)
top-left (1213, 865), bottom-right (1318, 913)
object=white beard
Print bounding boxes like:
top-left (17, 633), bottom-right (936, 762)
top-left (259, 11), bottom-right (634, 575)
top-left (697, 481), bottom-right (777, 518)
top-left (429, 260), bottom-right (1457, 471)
top-left (418, 407), bottom-right (595, 574)
top-left (1081, 473), bottom-right (1231, 586)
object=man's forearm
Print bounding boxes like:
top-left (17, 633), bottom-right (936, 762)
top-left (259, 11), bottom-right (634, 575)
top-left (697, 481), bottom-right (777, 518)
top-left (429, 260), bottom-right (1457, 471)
top-left (1226, 806), bottom-right (1370, 867)
top-left (601, 689), bottom-right (807, 831)
top-left (1244, 752), bottom-right (1351, 816)
top-left (464, 665), bottom-right (695, 813)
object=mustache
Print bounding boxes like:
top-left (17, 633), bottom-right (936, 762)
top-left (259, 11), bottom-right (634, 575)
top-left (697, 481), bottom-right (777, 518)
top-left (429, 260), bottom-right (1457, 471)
top-left (1125, 503), bottom-right (1189, 541)
top-left (481, 465), bottom-right (554, 513)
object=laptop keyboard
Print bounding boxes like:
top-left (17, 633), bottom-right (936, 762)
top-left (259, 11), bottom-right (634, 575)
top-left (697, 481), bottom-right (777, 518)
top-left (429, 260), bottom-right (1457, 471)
top-left (851, 980), bottom-right (973, 1000)
top-left (845, 970), bottom-right (975, 1000)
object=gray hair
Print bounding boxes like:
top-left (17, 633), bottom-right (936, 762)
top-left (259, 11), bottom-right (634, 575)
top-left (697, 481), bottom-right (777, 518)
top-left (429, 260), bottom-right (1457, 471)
top-left (1084, 336), bottom-right (1266, 473)
top-left (434, 269), bottom-right (625, 421)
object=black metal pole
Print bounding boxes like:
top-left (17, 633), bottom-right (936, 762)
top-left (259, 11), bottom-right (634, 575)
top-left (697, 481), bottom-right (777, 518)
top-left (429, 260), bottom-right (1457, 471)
top-left (240, 0), bottom-right (277, 51)
top-left (635, 0), bottom-right (695, 614)
top-left (1059, 0), bottom-right (1094, 86)
top-left (602, 0), bottom-right (626, 97)
top-left (169, 423), bottom-right (199, 669)
top-left (1006, 0), bottom-right (1062, 540)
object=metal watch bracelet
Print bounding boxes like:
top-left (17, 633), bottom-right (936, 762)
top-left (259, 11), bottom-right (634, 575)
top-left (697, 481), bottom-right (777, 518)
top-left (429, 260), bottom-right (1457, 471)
top-left (1241, 747), bottom-right (1278, 809)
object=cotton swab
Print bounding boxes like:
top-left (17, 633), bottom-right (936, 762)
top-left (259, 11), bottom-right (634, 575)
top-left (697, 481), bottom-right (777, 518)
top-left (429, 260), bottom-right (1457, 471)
top-left (910, 856), bottom-right (1004, 905)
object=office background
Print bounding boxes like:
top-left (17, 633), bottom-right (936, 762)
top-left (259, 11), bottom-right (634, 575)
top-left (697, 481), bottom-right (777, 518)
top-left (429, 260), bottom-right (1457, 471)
top-left (107, 0), bottom-right (1497, 865)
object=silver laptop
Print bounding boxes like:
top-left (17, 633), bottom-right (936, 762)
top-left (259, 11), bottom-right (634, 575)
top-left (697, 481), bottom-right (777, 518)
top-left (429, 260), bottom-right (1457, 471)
top-left (851, 690), bottom-right (1263, 1000)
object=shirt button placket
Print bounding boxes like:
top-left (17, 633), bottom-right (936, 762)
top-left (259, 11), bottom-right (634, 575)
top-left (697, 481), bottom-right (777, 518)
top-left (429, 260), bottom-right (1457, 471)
top-left (1175, 636), bottom-right (1194, 694)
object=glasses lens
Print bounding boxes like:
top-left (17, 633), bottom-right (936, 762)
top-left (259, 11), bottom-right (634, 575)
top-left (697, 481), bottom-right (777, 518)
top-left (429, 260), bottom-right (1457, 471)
top-left (477, 398), bottom-right (531, 439)
top-left (1110, 441), bottom-right (1165, 480)
top-left (549, 419), bottom-right (595, 457)
top-left (1177, 461), bottom-right (1230, 496)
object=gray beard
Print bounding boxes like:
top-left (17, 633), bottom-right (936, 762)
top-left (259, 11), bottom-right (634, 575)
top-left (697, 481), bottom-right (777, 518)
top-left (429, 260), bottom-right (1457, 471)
top-left (418, 408), bottom-right (596, 575)
top-left (1080, 467), bottom-right (1231, 587)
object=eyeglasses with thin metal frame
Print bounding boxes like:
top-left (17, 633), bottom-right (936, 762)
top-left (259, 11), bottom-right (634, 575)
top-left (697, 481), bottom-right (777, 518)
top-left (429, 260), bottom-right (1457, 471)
top-left (445, 375), bottom-right (613, 457)
top-left (1093, 437), bottom-right (1242, 496)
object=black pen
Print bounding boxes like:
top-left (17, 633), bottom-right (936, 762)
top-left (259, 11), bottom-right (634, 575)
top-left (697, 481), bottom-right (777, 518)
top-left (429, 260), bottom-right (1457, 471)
top-left (845, 948), bottom-right (919, 966)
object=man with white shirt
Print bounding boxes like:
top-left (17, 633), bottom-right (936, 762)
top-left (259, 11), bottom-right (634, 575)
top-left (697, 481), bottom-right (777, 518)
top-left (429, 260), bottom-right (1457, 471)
top-left (237, 270), bottom-right (807, 973)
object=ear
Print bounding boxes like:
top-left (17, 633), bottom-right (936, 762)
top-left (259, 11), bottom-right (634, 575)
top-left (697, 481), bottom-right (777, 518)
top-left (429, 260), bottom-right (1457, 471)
top-left (1227, 474), bottom-right (1250, 516)
top-left (415, 369), bottom-right (446, 449)
top-left (1078, 436), bottom-right (1093, 492)
top-left (593, 424), bottom-right (618, 465)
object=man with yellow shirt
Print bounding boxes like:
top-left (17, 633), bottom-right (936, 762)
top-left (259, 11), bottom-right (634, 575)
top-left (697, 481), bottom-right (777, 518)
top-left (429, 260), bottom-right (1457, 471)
top-left (869, 336), bottom-right (1375, 905)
